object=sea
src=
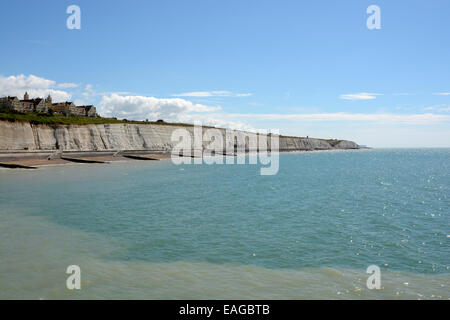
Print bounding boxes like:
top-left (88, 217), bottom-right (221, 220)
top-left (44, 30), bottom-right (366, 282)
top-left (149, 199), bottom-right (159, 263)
top-left (0, 148), bottom-right (449, 299)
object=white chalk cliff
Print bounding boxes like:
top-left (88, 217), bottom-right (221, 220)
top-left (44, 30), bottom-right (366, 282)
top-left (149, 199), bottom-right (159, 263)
top-left (0, 120), bottom-right (359, 151)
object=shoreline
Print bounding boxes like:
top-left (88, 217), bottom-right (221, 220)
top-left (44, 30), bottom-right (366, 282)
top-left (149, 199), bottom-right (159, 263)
top-left (0, 151), bottom-right (172, 168)
top-left (0, 148), bottom-right (367, 169)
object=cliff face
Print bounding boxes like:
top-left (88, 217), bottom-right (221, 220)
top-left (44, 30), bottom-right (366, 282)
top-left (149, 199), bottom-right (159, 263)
top-left (0, 120), bottom-right (359, 151)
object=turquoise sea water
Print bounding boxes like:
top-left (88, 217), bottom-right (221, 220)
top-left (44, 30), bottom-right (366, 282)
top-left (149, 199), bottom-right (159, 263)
top-left (0, 149), bottom-right (449, 299)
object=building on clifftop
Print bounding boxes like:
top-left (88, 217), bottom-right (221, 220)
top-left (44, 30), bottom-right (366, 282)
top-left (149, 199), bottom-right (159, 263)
top-left (0, 92), bottom-right (98, 118)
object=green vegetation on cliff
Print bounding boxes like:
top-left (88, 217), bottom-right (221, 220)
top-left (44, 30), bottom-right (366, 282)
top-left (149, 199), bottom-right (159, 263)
top-left (0, 110), bottom-right (348, 145)
top-left (0, 110), bottom-right (195, 127)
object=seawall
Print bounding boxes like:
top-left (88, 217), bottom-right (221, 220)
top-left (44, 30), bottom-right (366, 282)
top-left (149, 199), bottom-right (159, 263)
top-left (0, 120), bottom-right (359, 152)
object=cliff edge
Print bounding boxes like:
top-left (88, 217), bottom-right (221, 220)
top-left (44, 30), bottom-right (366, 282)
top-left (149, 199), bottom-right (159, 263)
top-left (0, 120), bottom-right (359, 152)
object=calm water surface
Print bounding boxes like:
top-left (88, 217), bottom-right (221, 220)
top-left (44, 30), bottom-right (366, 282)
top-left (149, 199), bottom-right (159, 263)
top-left (0, 149), bottom-right (449, 299)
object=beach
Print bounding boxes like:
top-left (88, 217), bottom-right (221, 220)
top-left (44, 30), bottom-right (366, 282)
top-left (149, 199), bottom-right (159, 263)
top-left (0, 150), bottom-right (172, 168)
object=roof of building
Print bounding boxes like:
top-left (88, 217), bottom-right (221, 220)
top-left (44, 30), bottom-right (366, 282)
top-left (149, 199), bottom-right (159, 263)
top-left (52, 101), bottom-right (75, 106)
top-left (0, 96), bottom-right (19, 100)
top-left (78, 105), bottom-right (95, 110)
top-left (20, 98), bottom-right (44, 103)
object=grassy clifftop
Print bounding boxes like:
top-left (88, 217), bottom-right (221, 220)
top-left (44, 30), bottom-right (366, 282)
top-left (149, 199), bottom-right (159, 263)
top-left (0, 111), bottom-right (194, 127)
top-left (0, 110), bottom-right (346, 145)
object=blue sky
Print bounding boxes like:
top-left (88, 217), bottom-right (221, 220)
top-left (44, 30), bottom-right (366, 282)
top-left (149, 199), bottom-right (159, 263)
top-left (1, 0), bottom-right (450, 147)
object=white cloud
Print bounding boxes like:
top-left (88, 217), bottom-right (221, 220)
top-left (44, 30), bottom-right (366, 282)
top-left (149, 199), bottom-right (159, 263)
top-left (228, 112), bottom-right (450, 124)
top-left (173, 91), bottom-right (252, 98)
top-left (99, 93), bottom-right (220, 119)
top-left (424, 105), bottom-right (450, 112)
top-left (58, 83), bottom-right (79, 88)
top-left (0, 74), bottom-right (72, 102)
top-left (97, 94), bottom-right (255, 130)
top-left (107, 91), bottom-right (133, 95)
top-left (73, 99), bottom-right (86, 106)
top-left (27, 89), bottom-right (72, 102)
top-left (0, 74), bottom-right (54, 92)
top-left (97, 92), bottom-right (450, 130)
top-left (82, 84), bottom-right (95, 99)
top-left (340, 92), bottom-right (382, 100)
top-left (175, 113), bottom-right (255, 131)
top-left (433, 92), bottom-right (450, 96)
top-left (173, 91), bottom-right (218, 97)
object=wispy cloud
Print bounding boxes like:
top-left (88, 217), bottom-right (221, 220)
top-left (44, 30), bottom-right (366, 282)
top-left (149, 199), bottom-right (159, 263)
top-left (227, 112), bottom-right (450, 124)
top-left (339, 92), bottom-right (382, 100)
top-left (82, 84), bottom-right (96, 99)
top-left (173, 91), bottom-right (252, 98)
top-left (58, 83), bottom-right (79, 88)
top-left (424, 105), bottom-right (450, 112)
top-left (433, 92), bottom-right (450, 96)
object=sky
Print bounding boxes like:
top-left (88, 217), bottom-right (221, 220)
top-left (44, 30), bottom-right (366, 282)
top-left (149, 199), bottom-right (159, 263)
top-left (1, 0), bottom-right (450, 147)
